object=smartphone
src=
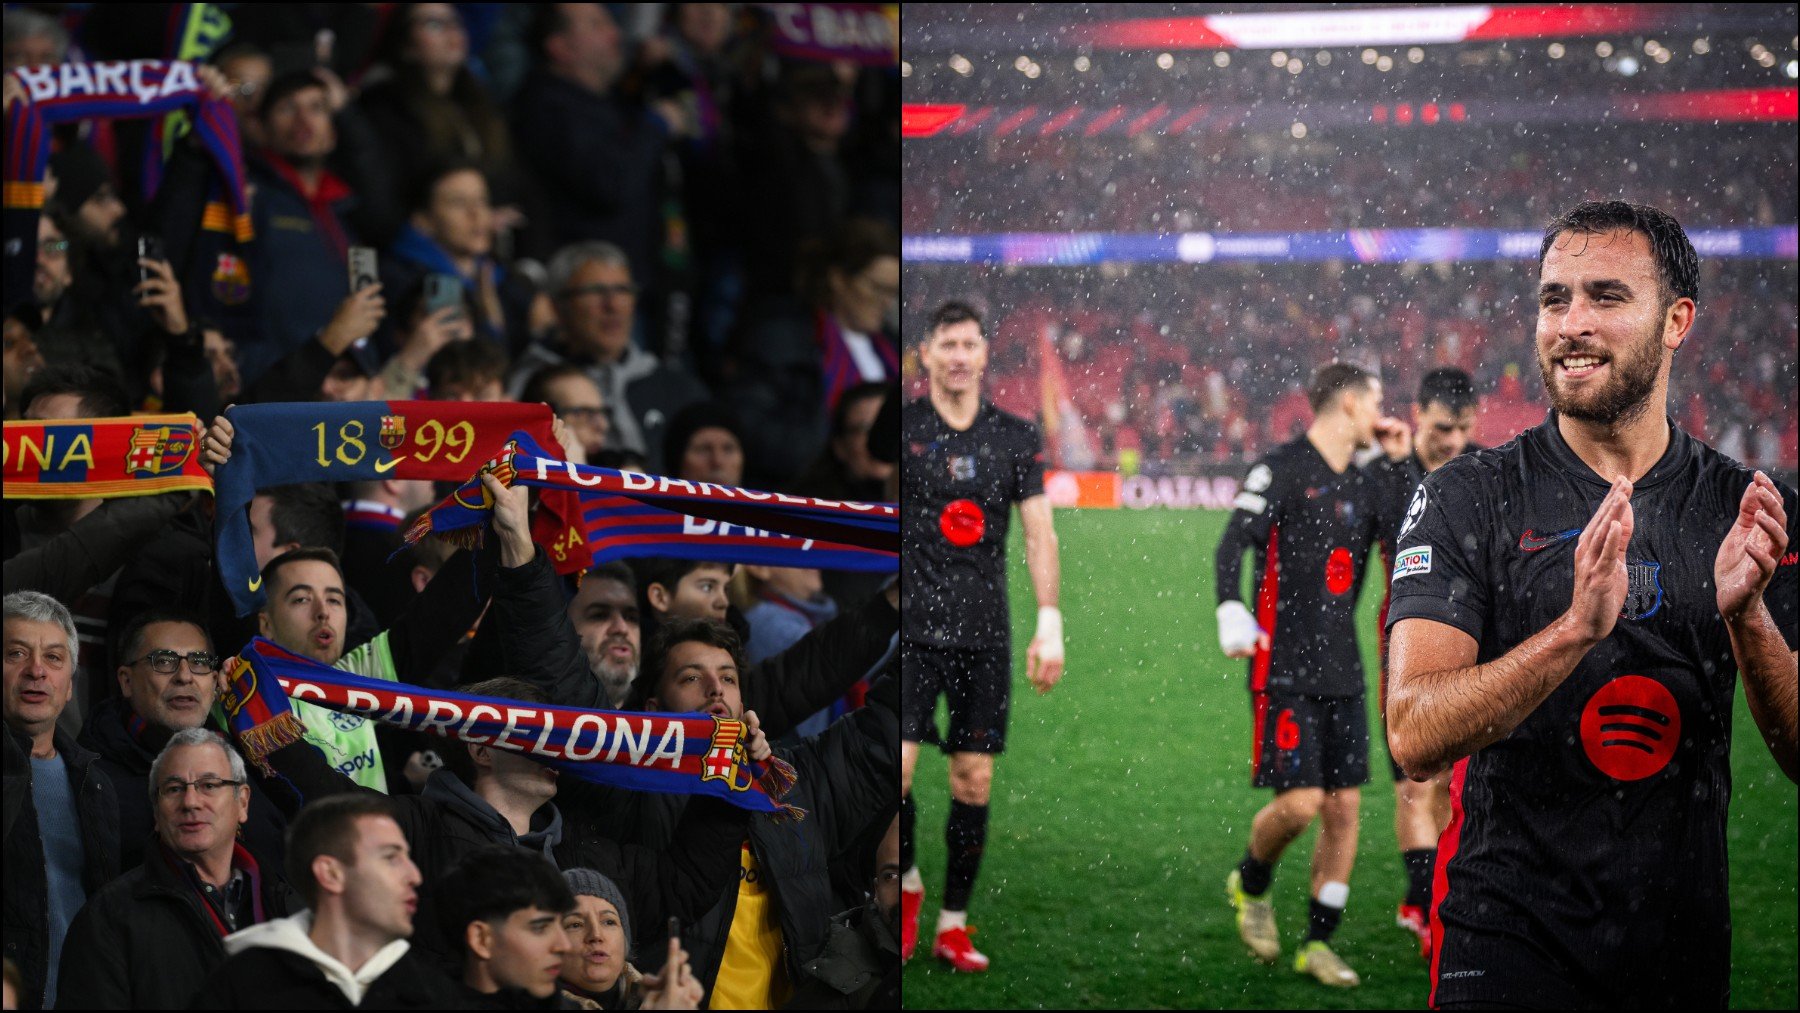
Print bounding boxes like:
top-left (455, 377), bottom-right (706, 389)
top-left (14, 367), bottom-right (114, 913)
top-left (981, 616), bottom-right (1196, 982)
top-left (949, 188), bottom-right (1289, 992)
top-left (424, 272), bottom-right (470, 330)
top-left (348, 246), bottom-right (379, 293)
top-left (137, 234), bottom-right (165, 285)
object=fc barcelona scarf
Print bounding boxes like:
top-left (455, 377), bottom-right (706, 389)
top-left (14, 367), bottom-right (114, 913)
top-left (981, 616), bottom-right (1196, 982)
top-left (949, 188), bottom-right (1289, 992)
top-left (3, 415), bottom-right (210, 499)
top-left (215, 402), bottom-right (587, 615)
top-left (402, 431), bottom-right (898, 571)
top-left (816, 311), bottom-right (898, 413)
top-left (4, 60), bottom-right (251, 309)
top-left (222, 637), bottom-right (801, 818)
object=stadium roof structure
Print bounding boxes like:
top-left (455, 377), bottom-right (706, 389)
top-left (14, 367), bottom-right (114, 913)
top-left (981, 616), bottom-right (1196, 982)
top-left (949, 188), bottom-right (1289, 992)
top-left (904, 3), bottom-right (1799, 52)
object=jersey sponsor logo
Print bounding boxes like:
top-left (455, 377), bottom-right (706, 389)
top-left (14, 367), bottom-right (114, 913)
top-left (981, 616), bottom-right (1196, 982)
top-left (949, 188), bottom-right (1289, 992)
top-left (939, 498), bottom-right (986, 547)
top-left (1619, 561), bottom-right (1663, 620)
top-left (1233, 491), bottom-right (1268, 514)
top-left (1244, 464), bottom-right (1273, 493)
top-left (1392, 546), bottom-right (1432, 579)
top-left (1325, 546), bottom-right (1355, 595)
top-left (1398, 484), bottom-right (1428, 541)
top-left (1518, 527), bottom-right (1580, 551)
top-left (947, 454), bottom-right (976, 481)
top-left (1781, 550), bottom-right (1798, 567)
top-left (1579, 675), bottom-right (1680, 781)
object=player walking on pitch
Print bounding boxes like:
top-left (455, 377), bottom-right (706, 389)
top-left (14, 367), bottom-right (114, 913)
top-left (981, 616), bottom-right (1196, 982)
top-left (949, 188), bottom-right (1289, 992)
top-left (1370, 366), bottom-right (1481, 958)
top-left (1215, 363), bottom-right (1411, 987)
top-left (899, 301), bottom-right (1064, 973)
top-left (1388, 201), bottom-right (1797, 1008)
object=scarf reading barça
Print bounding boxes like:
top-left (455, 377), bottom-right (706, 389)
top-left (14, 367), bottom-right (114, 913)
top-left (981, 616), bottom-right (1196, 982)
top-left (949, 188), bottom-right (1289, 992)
top-left (215, 402), bottom-right (587, 615)
top-left (4, 59), bottom-right (251, 309)
top-left (3, 415), bottom-right (210, 498)
top-left (403, 431), bottom-right (898, 571)
top-left (224, 637), bottom-right (801, 818)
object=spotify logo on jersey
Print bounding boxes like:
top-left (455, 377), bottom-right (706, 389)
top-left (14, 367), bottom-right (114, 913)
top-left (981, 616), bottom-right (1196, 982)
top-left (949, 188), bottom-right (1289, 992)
top-left (939, 498), bottom-right (986, 547)
top-left (1579, 675), bottom-right (1681, 781)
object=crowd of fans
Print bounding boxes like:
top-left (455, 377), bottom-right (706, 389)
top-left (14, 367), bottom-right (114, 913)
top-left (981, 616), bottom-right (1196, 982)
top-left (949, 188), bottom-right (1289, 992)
top-left (903, 259), bottom-right (1799, 476)
top-left (903, 127), bottom-right (1797, 234)
top-left (3, 3), bottom-right (901, 1010)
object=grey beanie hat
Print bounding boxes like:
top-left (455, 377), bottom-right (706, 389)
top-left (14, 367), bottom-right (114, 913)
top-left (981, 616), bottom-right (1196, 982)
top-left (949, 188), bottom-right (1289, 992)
top-left (562, 867), bottom-right (632, 956)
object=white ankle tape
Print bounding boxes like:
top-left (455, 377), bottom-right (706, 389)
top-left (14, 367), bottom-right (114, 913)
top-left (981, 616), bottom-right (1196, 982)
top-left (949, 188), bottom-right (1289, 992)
top-left (1318, 881), bottom-right (1349, 908)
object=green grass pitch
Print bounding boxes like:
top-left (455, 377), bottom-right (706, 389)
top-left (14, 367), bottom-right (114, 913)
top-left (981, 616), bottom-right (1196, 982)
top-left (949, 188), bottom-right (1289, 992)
top-left (902, 508), bottom-right (1798, 1009)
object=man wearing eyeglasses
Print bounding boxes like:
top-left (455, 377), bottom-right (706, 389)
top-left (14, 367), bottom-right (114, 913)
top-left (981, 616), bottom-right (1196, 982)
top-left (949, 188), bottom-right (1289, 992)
top-left (507, 241), bottom-right (706, 473)
top-left (79, 609), bottom-right (293, 870)
top-left (55, 728), bottom-right (299, 1010)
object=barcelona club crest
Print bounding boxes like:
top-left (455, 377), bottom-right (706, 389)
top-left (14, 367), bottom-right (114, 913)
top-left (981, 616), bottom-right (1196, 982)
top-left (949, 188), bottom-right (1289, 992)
top-left (210, 252), bottom-right (250, 305)
top-left (1619, 561), bottom-right (1664, 621)
top-left (700, 716), bottom-right (753, 792)
top-left (450, 439), bottom-right (520, 511)
top-left (125, 424), bottom-right (195, 477)
top-left (379, 415), bottom-right (406, 450)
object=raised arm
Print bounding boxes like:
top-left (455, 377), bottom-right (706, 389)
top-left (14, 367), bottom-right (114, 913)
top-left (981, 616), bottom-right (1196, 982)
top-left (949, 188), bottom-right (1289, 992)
top-left (1388, 475), bottom-right (1635, 778)
top-left (1716, 471), bottom-right (1797, 783)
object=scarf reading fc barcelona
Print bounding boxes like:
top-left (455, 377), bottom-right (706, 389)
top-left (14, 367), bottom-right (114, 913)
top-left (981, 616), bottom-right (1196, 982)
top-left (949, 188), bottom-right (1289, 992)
top-left (215, 402), bottom-right (585, 615)
top-left (404, 430), bottom-right (898, 572)
top-left (4, 60), bottom-right (251, 309)
top-left (224, 637), bottom-right (800, 817)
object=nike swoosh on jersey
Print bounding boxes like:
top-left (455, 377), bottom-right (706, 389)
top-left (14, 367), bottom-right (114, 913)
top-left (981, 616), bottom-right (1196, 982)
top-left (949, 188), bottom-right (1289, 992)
top-left (1518, 527), bottom-right (1582, 551)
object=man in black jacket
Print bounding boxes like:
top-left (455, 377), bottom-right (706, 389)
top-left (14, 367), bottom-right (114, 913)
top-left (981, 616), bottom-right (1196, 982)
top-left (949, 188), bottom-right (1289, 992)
top-left (625, 619), bottom-right (898, 1007)
top-left (2, 590), bottom-right (120, 1010)
top-left (190, 793), bottom-right (463, 1009)
top-left (57, 728), bottom-right (298, 1009)
top-left (80, 608), bottom-right (291, 870)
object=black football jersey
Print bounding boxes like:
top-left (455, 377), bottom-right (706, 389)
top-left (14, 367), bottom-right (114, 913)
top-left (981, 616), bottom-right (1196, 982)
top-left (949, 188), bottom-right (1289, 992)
top-left (901, 398), bottom-right (1044, 649)
top-left (1214, 436), bottom-right (1391, 698)
top-left (1386, 412), bottom-right (1800, 1007)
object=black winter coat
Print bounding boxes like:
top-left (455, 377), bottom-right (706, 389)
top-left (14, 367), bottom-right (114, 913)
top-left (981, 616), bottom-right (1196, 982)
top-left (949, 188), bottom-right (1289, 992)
top-left (55, 840), bottom-right (299, 1009)
top-left (78, 695), bottom-right (292, 872)
top-left (1, 724), bottom-right (120, 1010)
top-left (188, 941), bottom-right (465, 1009)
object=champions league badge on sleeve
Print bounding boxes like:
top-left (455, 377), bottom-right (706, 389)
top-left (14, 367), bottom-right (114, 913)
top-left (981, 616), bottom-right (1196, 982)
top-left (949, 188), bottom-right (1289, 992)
top-left (1398, 484), bottom-right (1428, 541)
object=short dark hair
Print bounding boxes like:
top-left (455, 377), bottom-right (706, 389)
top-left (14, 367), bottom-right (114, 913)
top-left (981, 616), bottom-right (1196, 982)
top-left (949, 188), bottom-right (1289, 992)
top-left (831, 380), bottom-right (890, 437)
top-left (115, 608), bottom-right (211, 670)
top-left (1539, 200), bottom-right (1699, 310)
top-left (438, 846), bottom-right (576, 957)
top-left (259, 69), bottom-right (328, 122)
top-left (425, 340), bottom-right (509, 397)
top-left (260, 483), bottom-right (346, 555)
top-left (634, 557), bottom-right (730, 612)
top-left (285, 794), bottom-right (397, 906)
top-left (260, 546), bottom-right (346, 602)
top-left (20, 363), bottom-right (129, 419)
top-left (584, 561), bottom-right (636, 597)
top-left (925, 301), bottom-right (983, 342)
top-left (1416, 367), bottom-right (1478, 414)
top-left (434, 678), bottom-right (549, 786)
top-left (408, 158), bottom-right (489, 216)
top-left (798, 218), bottom-right (897, 307)
top-left (628, 617), bottom-right (747, 710)
top-left (1306, 362), bottom-right (1375, 415)
top-left (526, 4), bottom-right (578, 59)
top-left (519, 363), bottom-right (597, 408)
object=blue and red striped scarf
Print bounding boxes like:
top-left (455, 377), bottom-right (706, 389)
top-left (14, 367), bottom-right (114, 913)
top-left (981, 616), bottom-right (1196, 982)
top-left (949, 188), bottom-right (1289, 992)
top-left (221, 637), bottom-right (801, 817)
top-left (816, 311), bottom-right (898, 413)
top-left (4, 60), bottom-right (250, 307)
top-left (402, 430), bottom-right (897, 572)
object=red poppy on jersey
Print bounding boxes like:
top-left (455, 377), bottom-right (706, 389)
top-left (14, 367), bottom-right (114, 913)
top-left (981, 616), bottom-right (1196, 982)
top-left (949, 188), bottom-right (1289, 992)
top-left (1579, 675), bottom-right (1680, 781)
top-left (939, 498), bottom-right (986, 547)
